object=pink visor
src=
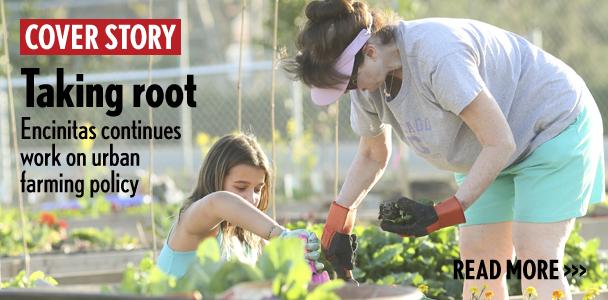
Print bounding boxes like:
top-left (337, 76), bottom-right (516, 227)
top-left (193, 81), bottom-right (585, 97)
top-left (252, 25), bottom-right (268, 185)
top-left (310, 27), bottom-right (372, 106)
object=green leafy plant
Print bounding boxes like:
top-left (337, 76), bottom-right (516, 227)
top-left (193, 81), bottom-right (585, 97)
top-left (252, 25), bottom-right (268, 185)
top-left (288, 222), bottom-right (608, 300)
top-left (117, 237), bottom-right (343, 299)
top-left (0, 209), bottom-right (68, 255)
top-left (119, 256), bottom-right (176, 296)
top-left (563, 223), bottom-right (608, 291)
top-left (69, 227), bottom-right (114, 248)
top-left (353, 226), bottom-right (461, 298)
top-left (0, 207), bottom-right (141, 255)
top-left (0, 270), bottom-right (58, 288)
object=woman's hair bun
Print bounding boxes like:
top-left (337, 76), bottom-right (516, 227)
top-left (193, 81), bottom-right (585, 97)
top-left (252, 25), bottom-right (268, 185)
top-left (305, 0), bottom-right (354, 23)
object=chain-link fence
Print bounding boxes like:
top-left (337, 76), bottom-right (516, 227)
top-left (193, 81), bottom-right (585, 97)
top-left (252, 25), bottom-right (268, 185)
top-left (1, 0), bottom-right (606, 206)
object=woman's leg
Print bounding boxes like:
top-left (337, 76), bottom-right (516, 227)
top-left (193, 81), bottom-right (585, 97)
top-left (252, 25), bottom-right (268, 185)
top-left (507, 101), bottom-right (602, 299)
top-left (459, 222), bottom-right (514, 300)
top-left (512, 219), bottom-right (574, 299)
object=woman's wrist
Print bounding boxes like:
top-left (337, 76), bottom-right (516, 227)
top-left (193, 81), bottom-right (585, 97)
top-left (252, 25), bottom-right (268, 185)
top-left (454, 191), bottom-right (473, 210)
top-left (335, 198), bottom-right (356, 209)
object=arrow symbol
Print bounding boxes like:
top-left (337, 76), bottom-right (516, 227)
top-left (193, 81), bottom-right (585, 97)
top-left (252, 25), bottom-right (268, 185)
top-left (572, 265), bottom-right (578, 276)
top-left (579, 265), bottom-right (586, 276)
top-left (564, 265), bottom-right (570, 276)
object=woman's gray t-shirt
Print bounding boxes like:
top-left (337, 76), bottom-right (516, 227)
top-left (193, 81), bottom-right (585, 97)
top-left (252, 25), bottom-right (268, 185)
top-left (350, 18), bottom-right (590, 173)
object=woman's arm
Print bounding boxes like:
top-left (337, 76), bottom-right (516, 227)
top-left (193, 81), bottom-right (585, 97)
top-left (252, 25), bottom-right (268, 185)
top-left (321, 128), bottom-right (392, 282)
top-left (169, 191), bottom-right (284, 251)
top-left (336, 127), bottom-right (392, 208)
top-left (456, 88), bottom-right (516, 209)
top-left (379, 89), bottom-right (515, 237)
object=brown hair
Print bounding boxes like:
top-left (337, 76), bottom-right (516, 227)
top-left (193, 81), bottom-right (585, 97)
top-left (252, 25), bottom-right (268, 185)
top-left (179, 133), bottom-right (271, 259)
top-left (283, 0), bottom-right (397, 88)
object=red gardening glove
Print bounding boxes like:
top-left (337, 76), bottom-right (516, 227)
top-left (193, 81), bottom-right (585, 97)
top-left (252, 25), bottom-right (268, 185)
top-left (321, 201), bottom-right (359, 285)
top-left (379, 196), bottom-right (466, 237)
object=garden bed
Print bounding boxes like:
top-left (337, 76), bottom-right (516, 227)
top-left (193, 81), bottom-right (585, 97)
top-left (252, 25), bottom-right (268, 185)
top-left (1, 249), bottom-right (148, 285)
top-left (66, 214), bottom-right (152, 242)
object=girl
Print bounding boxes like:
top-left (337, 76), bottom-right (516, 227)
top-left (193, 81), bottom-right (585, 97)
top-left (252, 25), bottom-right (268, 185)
top-left (157, 133), bottom-right (323, 278)
top-left (286, 0), bottom-right (604, 298)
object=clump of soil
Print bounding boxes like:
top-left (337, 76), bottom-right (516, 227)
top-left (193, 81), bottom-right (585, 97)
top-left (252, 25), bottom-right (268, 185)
top-left (378, 198), bottom-right (414, 224)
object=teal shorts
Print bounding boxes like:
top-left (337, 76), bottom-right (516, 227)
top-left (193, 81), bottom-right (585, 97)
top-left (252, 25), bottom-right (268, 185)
top-left (455, 101), bottom-right (605, 225)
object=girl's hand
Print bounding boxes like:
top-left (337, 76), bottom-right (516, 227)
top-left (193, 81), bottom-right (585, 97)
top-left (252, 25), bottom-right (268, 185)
top-left (279, 229), bottom-right (325, 272)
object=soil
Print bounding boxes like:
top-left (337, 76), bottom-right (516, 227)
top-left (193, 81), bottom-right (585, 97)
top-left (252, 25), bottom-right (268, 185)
top-left (378, 198), bottom-right (414, 224)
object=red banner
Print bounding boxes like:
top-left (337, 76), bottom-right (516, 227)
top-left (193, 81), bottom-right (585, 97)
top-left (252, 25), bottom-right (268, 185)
top-left (20, 19), bottom-right (181, 55)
